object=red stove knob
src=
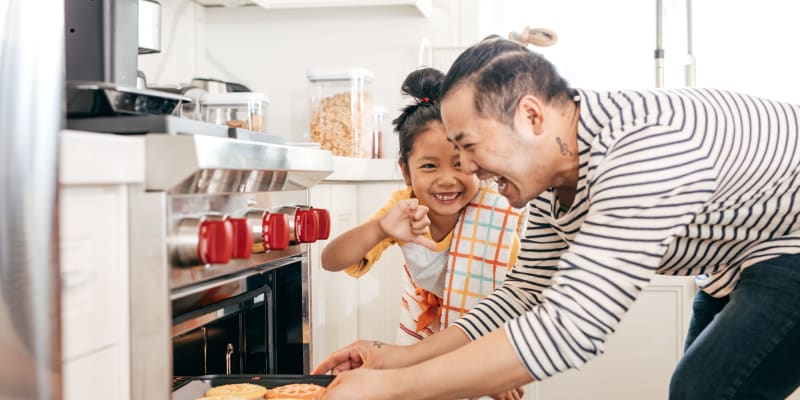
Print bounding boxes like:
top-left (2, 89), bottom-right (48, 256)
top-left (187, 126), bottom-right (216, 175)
top-left (263, 212), bottom-right (290, 250)
top-left (312, 208), bottom-right (331, 240)
top-left (198, 219), bottom-right (233, 264)
top-left (295, 209), bottom-right (319, 243)
top-left (228, 218), bottom-right (253, 259)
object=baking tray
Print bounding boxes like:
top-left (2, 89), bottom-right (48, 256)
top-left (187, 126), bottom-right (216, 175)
top-left (172, 374), bottom-right (335, 400)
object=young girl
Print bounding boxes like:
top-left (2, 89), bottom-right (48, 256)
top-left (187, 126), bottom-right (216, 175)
top-left (321, 68), bottom-right (524, 345)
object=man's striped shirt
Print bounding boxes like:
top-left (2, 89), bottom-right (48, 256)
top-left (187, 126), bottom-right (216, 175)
top-left (452, 88), bottom-right (800, 380)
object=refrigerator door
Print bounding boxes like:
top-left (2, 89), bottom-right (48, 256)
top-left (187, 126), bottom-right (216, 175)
top-left (0, 0), bottom-right (64, 399)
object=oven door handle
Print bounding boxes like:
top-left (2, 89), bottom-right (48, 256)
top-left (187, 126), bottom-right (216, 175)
top-left (225, 343), bottom-right (234, 376)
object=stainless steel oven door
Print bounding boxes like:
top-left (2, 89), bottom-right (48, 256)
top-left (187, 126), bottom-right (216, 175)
top-left (171, 255), bottom-right (309, 383)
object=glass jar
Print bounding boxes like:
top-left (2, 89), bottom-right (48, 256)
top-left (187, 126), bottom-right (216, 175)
top-left (371, 105), bottom-right (386, 159)
top-left (307, 68), bottom-right (373, 158)
top-left (200, 92), bottom-right (269, 132)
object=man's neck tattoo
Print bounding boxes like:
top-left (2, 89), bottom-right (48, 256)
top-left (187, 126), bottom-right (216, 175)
top-left (556, 137), bottom-right (573, 156)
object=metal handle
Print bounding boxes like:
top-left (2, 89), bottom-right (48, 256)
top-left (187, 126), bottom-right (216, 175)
top-left (225, 343), bottom-right (234, 375)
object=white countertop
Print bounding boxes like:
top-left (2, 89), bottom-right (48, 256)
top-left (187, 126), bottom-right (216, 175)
top-left (324, 156), bottom-right (404, 182)
top-left (60, 130), bottom-right (403, 185)
top-left (60, 130), bottom-right (146, 185)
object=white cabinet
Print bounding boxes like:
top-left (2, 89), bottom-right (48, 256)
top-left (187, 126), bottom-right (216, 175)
top-left (309, 180), bottom-right (406, 367)
top-left (354, 183), bottom-right (405, 342)
top-left (60, 185), bottom-right (131, 400)
top-left (63, 345), bottom-right (128, 400)
top-left (309, 183), bottom-right (360, 367)
top-left (309, 157), bottom-right (405, 367)
top-left (59, 131), bottom-right (143, 400)
top-left (526, 276), bottom-right (695, 400)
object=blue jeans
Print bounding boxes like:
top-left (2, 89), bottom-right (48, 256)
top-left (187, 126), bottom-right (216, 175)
top-left (670, 254), bottom-right (800, 399)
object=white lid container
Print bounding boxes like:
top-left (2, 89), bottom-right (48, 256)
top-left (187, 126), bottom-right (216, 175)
top-left (307, 68), bottom-right (373, 158)
top-left (200, 92), bottom-right (269, 133)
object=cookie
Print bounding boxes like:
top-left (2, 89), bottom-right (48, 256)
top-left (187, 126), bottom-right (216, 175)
top-left (264, 383), bottom-right (325, 399)
top-left (205, 383), bottom-right (268, 400)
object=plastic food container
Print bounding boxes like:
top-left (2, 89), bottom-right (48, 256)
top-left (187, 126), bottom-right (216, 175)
top-left (307, 68), bottom-right (373, 157)
top-left (201, 92), bottom-right (268, 132)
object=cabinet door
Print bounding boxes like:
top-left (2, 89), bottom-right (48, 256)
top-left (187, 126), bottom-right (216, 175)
top-left (63, 345), bottom-right (128, 400)
top-left (355, 182), bottom-right (405, 343)
top-left (61, 185), bottom-right (131, 400)
top-left (60, 185), bottom-right (130, 362)
top-left (309, 183), bottom-right (360, 367)
top-left (527, 276), bottom-right (695, 400)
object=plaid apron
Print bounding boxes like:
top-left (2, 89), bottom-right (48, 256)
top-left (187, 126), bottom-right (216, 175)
top-left (396, 182), bottom-right (523, 343)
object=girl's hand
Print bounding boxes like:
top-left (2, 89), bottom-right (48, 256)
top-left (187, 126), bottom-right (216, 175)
top-left (379, 198), bottom-right (437, 250)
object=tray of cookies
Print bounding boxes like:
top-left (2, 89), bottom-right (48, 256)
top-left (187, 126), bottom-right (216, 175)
top-left (172, 374), bottom-right (333, 400)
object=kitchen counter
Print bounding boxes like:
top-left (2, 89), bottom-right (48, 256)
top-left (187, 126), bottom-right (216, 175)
top-left (60, 130), bottom-right (145, 184)
top-left (324, 157), bottom-right (403, 182)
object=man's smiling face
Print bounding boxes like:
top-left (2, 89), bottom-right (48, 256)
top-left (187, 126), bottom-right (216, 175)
top-left (441, 84), bottom-right (556, 208)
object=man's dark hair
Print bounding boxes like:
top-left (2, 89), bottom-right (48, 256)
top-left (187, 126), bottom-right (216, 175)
top-left (441, 36), bottom-right (574, 126)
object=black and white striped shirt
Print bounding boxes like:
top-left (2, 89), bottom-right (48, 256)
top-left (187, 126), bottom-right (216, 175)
top-left (452, 88), bottom-right (800, 380)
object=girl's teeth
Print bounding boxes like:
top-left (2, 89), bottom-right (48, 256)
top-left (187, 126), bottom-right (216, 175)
top-left (435, 193), bottom-right (458, 201)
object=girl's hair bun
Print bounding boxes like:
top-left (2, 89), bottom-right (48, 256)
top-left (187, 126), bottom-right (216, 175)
top-left (401, 68), bottom-right (444, 104)
top-left (393, 67), bottom-right (446, 166)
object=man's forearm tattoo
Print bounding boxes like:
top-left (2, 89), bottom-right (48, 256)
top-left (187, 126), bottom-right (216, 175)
top-left (556, 137), bottom-right (573, 156)
top-left (372, 341), bottom-right (384, 349)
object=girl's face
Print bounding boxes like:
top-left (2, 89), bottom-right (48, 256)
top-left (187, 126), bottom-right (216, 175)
top-left (401, 122), bottom-right (480, 219)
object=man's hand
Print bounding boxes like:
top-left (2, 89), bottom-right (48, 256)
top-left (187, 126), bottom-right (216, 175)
top-left (311, 340), bottom-right (401, 375)
top-left (316, 368), bottom-right (405, 400)
top-left (483, 386), bottom-right (525, 400)
top-left (379, 198), bottom-right (436, 250)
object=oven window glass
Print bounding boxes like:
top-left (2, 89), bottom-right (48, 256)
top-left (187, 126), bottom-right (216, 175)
top-left (205, 314), bottom-right (241, 375)
top-left (243, 290), bottom-right (269, 374)
top-left (172, 259), bottom-right (305, 376)
top-left (274, 262), bottom-right (303, 374)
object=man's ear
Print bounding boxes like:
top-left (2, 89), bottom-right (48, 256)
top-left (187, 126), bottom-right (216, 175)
top-left (398, 159), bottom-right (412, 186)
top-left (517, 94), bottom-right (545, 135)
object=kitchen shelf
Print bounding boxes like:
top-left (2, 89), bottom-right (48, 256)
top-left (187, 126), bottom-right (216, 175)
top-left (191, 0), bottom-right (432, 17)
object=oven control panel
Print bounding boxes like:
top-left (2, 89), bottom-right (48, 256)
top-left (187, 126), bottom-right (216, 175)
top-left (169, 205), bottom-right (331, 268)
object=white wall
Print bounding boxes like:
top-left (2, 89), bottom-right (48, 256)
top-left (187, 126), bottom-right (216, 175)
top-left (477, 0), bottom-right (684, 90)
top-left (137, 0), bottom-right (208, 88)
top-left (478, 0), bottom-right (800, 103)
top-left (693, 0), bottom-right (800, 103)
top-left (139, 0), bottom-right (800, 144)
top-left (139, 0), bottom-right (483, 150)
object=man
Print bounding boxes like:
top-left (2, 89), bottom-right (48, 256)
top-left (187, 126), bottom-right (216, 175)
top-left (313, 37), bottom-right (800, 400)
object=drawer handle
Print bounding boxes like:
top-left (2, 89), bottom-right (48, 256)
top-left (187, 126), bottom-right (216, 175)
top-left (61, 270), bottom-right (96, 289)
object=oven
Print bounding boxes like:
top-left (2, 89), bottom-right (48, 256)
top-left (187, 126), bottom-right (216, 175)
top-left (121, 132), bottom-right (334, 399)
